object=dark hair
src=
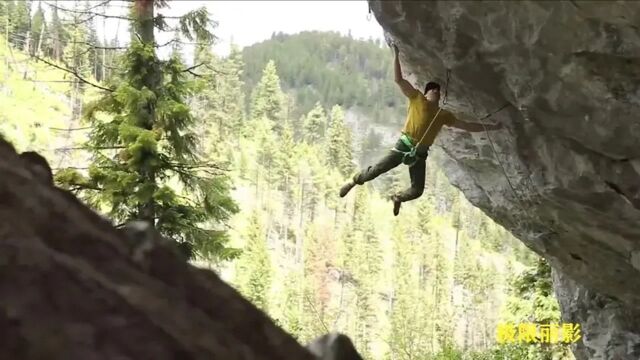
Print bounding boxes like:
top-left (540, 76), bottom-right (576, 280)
top-left (424, 81), bottom-right (441, 94)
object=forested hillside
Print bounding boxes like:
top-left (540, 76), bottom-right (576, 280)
top-left (0, 1), bottom-right (572, 359)
top-left (242, 31), bottom-right (405, 126)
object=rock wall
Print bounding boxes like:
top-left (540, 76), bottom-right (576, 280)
top-left (0, 137), bottom-right (316, 359)
top-left (368, 1), bottom-right (640, 359)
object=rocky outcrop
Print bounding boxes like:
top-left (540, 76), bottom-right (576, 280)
top-left (0, 137), bottom-right (316, 359)
top-left (369, 1), bottom-right (640, 359)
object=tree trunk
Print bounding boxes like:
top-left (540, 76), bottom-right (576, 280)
top-left (5, 16), bottom-right (9, 75)
top-left (133, 0), bottom-right (160, 225)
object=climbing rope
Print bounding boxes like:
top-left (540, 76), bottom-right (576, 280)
top-left (461, 92), bottom-right (548, 234)
top-left (474, 103), bottom-right (522, 203)
top-left (440, 69), bottom-right (548, 234)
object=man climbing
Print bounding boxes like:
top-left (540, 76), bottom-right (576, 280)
top-left (339, 44), bottom-right (503, 216)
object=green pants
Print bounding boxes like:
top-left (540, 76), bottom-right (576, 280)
top-left (353, 138), bottom-right (428, 203)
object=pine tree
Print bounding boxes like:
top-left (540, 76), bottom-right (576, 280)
top-left (347, 187), bottom-right (382, 357)
top-left (190, 34), bottom-right (224, 157)
top-left (55, 1), bottom-right (239, 261)
top-left (254, 115), bottom-right (278, 203)
top-left (303, 102), bottom-right (327, 144)
top-left (12, 0), bottom-right (30, 51)
top-left (299, 224), bottom-right (334, 342)
top-left (274, 118), bottom-right (296, 194)
top-left (249, 59), bottom-right (284, 133)
top-left (325, 105), bottom-right (354, 177)
top-left (499, 258), bottom-right (570, 359)
top-left (84, 1), bottom-right (101, 81)
top-left (30, 2), bottom-right (46, 57)
top-left (388, 221), bottom-right (431, 359)
top-left (216, 44), bottom-right (246, 135)
top-left (279, 268), bottom-right (304, 339)
top-left (63, 2), bottom-right (90, 121)
top-left (197, 43), bottom-right (246, 139)
top-left (50, 1), bottom-right (65, 61)
top-left (0, 2), bottom-right (6, 26)
top-left (235, 210), bottom-right (273, 311)
top-left (359, 128), bottom-right (382, 166)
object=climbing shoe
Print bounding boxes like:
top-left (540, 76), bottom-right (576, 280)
top-left (339, 180), bottom-right (356, 198)
top-left (392, 195), bottom-right (401, 216)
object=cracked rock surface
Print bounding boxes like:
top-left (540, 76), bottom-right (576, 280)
top-left (369, 1), bottom-right (640, 359)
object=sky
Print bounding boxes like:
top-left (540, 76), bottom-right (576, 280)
top-left (94, 0), bottom-right (385, 59)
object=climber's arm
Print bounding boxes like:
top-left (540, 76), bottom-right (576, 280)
top-left (447, 117), bottom-right (503, 132)
top-left (393, 45), bottom-right (419, 98)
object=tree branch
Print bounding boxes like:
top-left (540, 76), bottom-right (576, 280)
top-left (43, 1), bottom-right (133, 21)
top-left (186, 69), bottom-right (204, 78)
top-left (53, 146), bottom-right (126, 152)
top-left (49, 126), bottom-right (93, 131)
top-left (182, 62), bottom-right (207, 73)
top-left (68, 40), bottom-right (128, 50)
top-left (34, 55), bottom-right (113, 92)
top-left (168, 161), bottom-right (229, 172)
top-left (52, 165), bottom-right (114, 171)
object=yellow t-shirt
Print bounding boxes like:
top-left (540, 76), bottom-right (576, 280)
top-left (401, 93), bottom-right (456, 148)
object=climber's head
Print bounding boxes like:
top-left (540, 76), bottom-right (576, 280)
top-left (424, 81), bottom-right (441, 103)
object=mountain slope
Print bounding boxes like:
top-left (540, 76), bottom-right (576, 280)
top-left (242, 31), bottom-right (405, 126)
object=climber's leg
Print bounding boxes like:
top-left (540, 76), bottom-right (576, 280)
top-left (340, 145), bottom-right (404, 198)
top-left (389, 158), bottom-right (426, 216)
top-left (392, 149), bottom-right (428, 210)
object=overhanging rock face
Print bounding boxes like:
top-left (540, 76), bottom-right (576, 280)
top-left (368, 1), bottom-right (640, 358)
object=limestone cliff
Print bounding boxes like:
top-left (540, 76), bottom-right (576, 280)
top-left (368, 1), bottom-right (640, 359)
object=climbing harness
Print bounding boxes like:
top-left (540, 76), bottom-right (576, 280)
top-left (392, 107), bottom-right (444, 167)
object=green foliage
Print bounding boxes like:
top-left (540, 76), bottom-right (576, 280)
top-left (299, 223), bottom-right (335, 342)
top-left (242, 31), bottom-right (405, 125)
top-left (30, 2), bottom-right (46, 57)
top-left (339, 188), bottom-right (383, 357)
top-left (274, 118), bottom-right (296, 191)
top-left (360, 128), bottom-right (384, 166)
top-left (508, 258), bottom-right (559, 324)
top-left (303, 102), bottom-right (327, 144)
top-left (0, 14), bottom-right (562, 358)
top-left (235, 210), bottom-right (273, 311)
top-left (50, 3), bottom-right (63, 60)
top-left (326, 105), bottom-right (354, 177)
top-left (11, 0), bottom-right (30, 51)
top-left (175, 7), bottom-right (214, 43)
top-left (278, 268), bottom-right (304, 338)
top-left (0, 36), bottom-right (75, 160)
top-left (57, 3), bottom-right (238, 262)
top-left (497, 258), bottom-right (571, 360)
top-left (250, 60), bottom-right (285, 130)
top-left (191, 40), bottom-right (246, 151)
top-left (0, 2), bottom-right (6, 25)
top-left (387, 221), bottom-right (432, 359)
top-left (85, 1), bottom-right (102, 81)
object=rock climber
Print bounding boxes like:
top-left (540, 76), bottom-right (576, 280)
top-left (339, 44), bottom-right (503, 216)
